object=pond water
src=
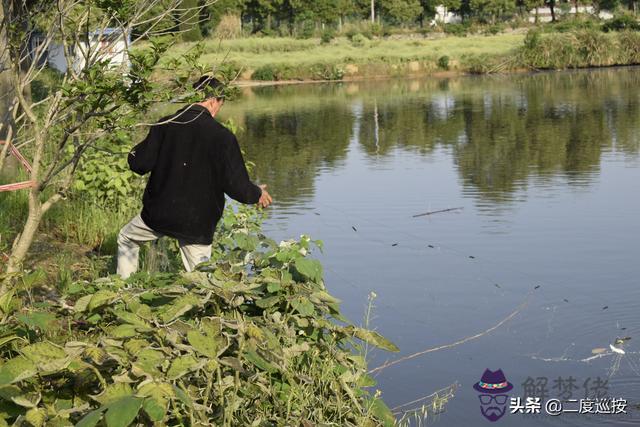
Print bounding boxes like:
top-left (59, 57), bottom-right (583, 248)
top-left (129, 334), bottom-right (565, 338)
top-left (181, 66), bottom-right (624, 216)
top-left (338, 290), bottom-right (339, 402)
top-left (221, 68), bottom-right (640, 426)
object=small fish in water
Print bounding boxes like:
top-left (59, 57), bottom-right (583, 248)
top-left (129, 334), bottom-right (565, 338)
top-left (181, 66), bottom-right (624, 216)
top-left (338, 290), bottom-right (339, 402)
top-left (615, 337), bottom-right (632, 345)
top-left (563, 299), bottom-right (569, 303)
top-left (469, 255), bottom-right (475, 259)
top-left (352, 226), bottom-right (357, 232)
top-left (428, 244), bottom-right (435, 248)
top-left (610, 344), bottom-right (625, 355)
top-left (494, 283), bottom-right (501, 289)
top-left (391, 243), bottom-right (398, 247)
top-left (314, 212), bottom-right (320, 216)
top-left (621, 327), bottom-right (627, 330)
top-left (534, 285), bottom-right (541, 290)
top-left (602, 306), bottom-right (608, 310)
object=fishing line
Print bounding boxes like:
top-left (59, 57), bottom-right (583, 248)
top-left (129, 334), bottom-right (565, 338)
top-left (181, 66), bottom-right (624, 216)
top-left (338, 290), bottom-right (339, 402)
top-left (368, 290), bottom-right (535, 375)
top-left (290, 201), bottom-right (633, 375)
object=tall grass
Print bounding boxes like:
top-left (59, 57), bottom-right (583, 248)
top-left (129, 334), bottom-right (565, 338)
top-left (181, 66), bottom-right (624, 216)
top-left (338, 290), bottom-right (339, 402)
top-left (164, 34), bottom-right (524, 74)
top-left (520, 29), bottom-right (640, 69)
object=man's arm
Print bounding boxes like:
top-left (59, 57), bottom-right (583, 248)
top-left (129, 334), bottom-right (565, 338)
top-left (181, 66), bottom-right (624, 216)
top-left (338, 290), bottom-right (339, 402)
top-left (128, 125), bottom-right (163, 175)
top-left (222, 134), bottom-right (264, 204)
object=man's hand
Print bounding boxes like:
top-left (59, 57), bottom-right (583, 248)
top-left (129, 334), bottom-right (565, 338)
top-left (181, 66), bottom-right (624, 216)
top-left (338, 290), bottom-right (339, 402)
top-left (257, 184), bottom-right (272, 208)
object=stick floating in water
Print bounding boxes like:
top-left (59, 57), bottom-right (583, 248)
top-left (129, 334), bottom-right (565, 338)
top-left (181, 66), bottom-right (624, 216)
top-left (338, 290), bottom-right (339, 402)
top-left (412, 207), bottom-right (464, 218)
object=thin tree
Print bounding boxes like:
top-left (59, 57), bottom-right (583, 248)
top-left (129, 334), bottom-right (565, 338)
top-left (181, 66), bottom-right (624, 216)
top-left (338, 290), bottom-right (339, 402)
top-left (0, 0), bottom-right (216, 294)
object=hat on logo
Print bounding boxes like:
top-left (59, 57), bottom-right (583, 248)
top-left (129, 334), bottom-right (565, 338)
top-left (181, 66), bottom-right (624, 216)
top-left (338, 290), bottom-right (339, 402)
top-left (473, 369), bottom-right (513, 394)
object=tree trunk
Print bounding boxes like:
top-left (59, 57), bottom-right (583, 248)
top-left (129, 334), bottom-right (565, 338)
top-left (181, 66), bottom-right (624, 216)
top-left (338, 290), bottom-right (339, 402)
top-left (371, 0), bottom-right (375, 23)
top-left (549, 1), bottom-right (556, 21)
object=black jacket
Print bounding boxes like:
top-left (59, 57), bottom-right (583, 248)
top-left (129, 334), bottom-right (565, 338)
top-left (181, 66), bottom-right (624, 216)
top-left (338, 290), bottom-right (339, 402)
top-left (128, 104), bottom-right (262, 244)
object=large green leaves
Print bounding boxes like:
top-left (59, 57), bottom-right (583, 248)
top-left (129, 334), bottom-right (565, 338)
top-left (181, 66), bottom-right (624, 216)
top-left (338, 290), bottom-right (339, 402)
top-left (294, 258), bottom-right (323, 282)
top-left (0, 357), bottom-right (37, 385)
top-left (104, 396), bottom-right (143, 427)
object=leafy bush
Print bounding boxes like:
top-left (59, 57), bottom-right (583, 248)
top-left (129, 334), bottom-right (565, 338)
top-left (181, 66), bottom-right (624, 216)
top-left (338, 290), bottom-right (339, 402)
top-left (602, 13), bottom-right (640, 32)
top-left (350, 33), bottom-right (368, 48)
top-left (437, 55), bottom-right (450, 70)
top-left (310, 63), bottom-right (345, 80)
top-left (251, 64), bottom-right (299, 81)
top-left (320, 29), bottom-right (335, 45)
top-left (443, 23), bottom-right (467, 36)
top-left (461, 54), bottom-right (492, 74)
top-left (484, 23), bottom-right (505, 35)
top-left (0, 206), bottom-right (398, 426)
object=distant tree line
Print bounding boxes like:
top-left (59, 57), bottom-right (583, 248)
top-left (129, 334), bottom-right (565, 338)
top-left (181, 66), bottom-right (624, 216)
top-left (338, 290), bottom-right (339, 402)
top-left (145, 0), bottom-right (639, 40)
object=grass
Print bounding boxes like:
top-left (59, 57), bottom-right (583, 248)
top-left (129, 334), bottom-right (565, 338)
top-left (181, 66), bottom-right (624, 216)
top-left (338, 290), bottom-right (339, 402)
top-left (162, 34), bottom-right (525, 80)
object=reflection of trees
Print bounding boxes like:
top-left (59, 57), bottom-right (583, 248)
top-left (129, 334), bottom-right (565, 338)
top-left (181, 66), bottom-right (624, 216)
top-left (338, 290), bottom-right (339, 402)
top-left (223, 68), bottom-right (639, 206)
top-left (233, 104), bottom-right (354, 204)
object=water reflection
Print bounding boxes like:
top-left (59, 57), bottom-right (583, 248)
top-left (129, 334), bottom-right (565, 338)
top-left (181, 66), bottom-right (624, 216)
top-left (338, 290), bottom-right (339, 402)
top-left (223, 68), bottom-right (640, 208)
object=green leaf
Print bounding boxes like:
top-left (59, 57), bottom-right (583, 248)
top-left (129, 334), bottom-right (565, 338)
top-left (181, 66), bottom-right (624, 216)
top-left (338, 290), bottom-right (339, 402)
top-left (166, 355), bottom-right (199, 380)
top-left (243, 350), bottom-right (278, 373)
top-left (294, 258), bottom-right (323, 282)
top-left (345, 327), bottom-right (400, 352)
top-left (0, 356), bottom-right (37, 385)
top-left (104, 396), bottom-right (143, 427)
top-left (138, 382), bottom-right (172, 421)
top-left (290, 297), bottom-right (314, 317)
top-left (16, 312), bottom-right (57, 332)
top-left (87, 290), bottom-right (118, 311)
top-left (75, 409), bottom-right (104, 427)
top-left (95, 383), bottom-right (133, 406)
top-left (255, 296), bottom-right (280, 309)
top-left (187, 330), bottom-right (219, 358)
top-left (157, 295), bottom-right (200, 323)
top-left (370, 397), bottom-right (396, 427)
top-left (21, 342), bottom-right (66, 363)
top-left (25, 408), bottom-right (46, 427)
top-left (73, 295), bottom-right (93, 312)
top-left (110, 324), bottom-right (140, 338)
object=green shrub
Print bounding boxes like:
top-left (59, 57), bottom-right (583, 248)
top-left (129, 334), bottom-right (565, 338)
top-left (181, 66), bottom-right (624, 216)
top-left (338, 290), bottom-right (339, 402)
top-left (320, 28), bottom-right (335, 44)
top-left (350, 33), bottom-right (368, 47)
top-left (462, 54), bottom-right (492, 74)
top-left (551, 17), bottom-right (599, 33)
top-left (251, 64), bottom-right (300, 81)
top-left (0, 206), bottom-right (399, 426)
top-left (602, 13), bottom-right (640, 32)
top-left (310, 63), bottom-right (345, 80)
top-left (444, 23), bottom-right (467, 36)
top-left (437, 55), bottom-right (450, 70)
top-left (484, 23), bottom-right (505, 35)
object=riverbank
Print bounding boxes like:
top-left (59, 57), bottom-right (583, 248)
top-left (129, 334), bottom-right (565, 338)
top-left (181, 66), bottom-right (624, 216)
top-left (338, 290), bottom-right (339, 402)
top-left (163, 29), bottom-right (640, 84)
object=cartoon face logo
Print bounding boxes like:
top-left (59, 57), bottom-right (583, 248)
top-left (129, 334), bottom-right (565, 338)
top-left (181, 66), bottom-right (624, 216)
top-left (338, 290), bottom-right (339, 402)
top-left (473, 369), bottom-right (513, 422)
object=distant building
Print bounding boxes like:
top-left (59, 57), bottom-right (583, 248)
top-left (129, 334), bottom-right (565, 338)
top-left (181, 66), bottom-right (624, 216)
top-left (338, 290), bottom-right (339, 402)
top-left (432, 5), bottom-right (462, 25)
top-left (28, 28), bottom-right (131, 74)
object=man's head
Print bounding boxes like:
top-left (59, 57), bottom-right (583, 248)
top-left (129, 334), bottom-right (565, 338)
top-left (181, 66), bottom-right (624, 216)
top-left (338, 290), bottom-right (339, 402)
top-left (193, 75), bottom-right (225, 117)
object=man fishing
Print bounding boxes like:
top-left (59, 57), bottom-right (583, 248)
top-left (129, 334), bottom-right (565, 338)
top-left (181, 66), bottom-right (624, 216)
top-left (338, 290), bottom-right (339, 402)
top-left (116, 76), bottom-right (272, 278)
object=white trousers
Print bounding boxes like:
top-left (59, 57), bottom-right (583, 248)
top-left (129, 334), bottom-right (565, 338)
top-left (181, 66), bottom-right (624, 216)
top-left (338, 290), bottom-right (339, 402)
top-left (117, 215), bottom-right (211, 279)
